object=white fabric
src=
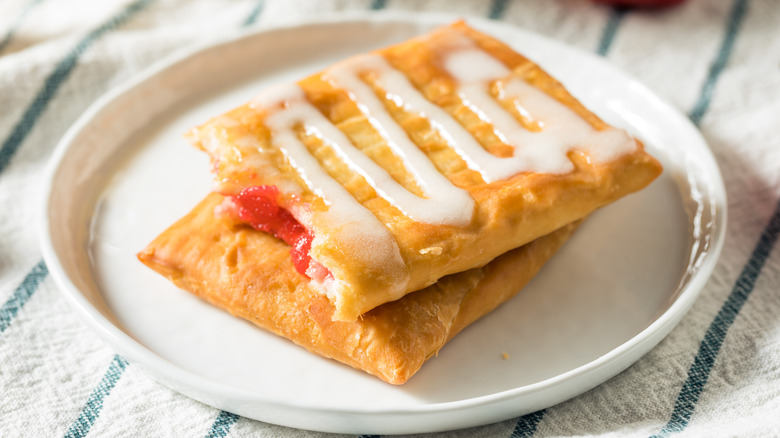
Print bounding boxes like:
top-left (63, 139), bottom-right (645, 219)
top-left (1, 0), bottom-right (779, 436)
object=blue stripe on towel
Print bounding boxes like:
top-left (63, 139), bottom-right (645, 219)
top-left (204, 411), bottom-right (240, 438)
top-left (597, 7), bottom-right (627, 56)
top-left (489, 0), bottom-right (511, 20)
top-left (688, 0), bottom-right (749, 126)
top-left (242, 0), bottom-right (266, 27)
top-left (652, 199), bottom-right (780, 437)
top-left (507, 7), bottom-right (631, 434)
top-left (0, 1), bottom-right (151, 434)
top-left (199, 4), bottom-right (277, 436)
top-left (0, 0), bottom-right (44, 54)
top-left (0, 0), bottom-right (154, 176)
top-left (649, 2), bottom-right (753, 436)
top-left (511, 409), bottom-right (546, 438)
top-left (63, 355), bottom-right (130, 438)
top-left (0, 260), bottom-right (48, 334)
top-left (370, 0), bottom-right (388, 11)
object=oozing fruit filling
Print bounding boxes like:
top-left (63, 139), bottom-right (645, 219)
top-left (231, 185), bottom-right (331, 281)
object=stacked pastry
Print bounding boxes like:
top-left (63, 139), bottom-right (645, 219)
top-left (138, 21), bottom-right (662, 384)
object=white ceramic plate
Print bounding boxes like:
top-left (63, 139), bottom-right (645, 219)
top-left (40, 13), bottom-right (726, 435)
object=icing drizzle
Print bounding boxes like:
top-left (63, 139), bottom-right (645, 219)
top-left (254, 84), bottom-right (409, 301)
top-left (324, 56), bottom-right (476, 226)
top-left (445, 49), bottom-right (635, 180)
top-left (252, 33), bottom-right (637, 230)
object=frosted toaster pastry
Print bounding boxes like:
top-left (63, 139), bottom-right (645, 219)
top-left (138, 193), bottom-right (581, 385)
top-left (187, 21), bottom-right (663, 321)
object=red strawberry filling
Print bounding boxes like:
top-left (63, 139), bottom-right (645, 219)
top-left (231, 185), bottom-right (331, 281)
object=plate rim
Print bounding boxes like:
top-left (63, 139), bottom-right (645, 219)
top-left (38, 10), bottom-right (728, 433)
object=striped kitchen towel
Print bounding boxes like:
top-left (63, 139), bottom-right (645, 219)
top-left (1, 0), bottom-right (779, 436)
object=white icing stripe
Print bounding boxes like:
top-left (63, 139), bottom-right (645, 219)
top-left (444, 49), bottom-right (636, 179)
top-left (251, 39), bottom-right (637, 234)
top-left (322, 49), bottom-right (636, 186)
top-left (324, 56), bottom-right (476, 226)
top-left (255, 84), bottom-right (406, 294)
top-left (258, 85), bottom-right (380, 222)
top-left (339, 54), bottom-right (503, 184)
top-left (271, 84), bottom-right (472, 226)
top-left (499, 77), bottom-right (635, 168)
top-left (458, 80), bottom-right (575, 177)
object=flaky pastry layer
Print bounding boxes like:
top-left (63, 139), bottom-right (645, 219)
top-left (138, 194), bottom-right (580, 384)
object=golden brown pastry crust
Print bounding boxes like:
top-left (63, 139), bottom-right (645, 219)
top-left (138, 194), bottom-right (580, 384)
top-left (188, 22), bottom-right (661, 321)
